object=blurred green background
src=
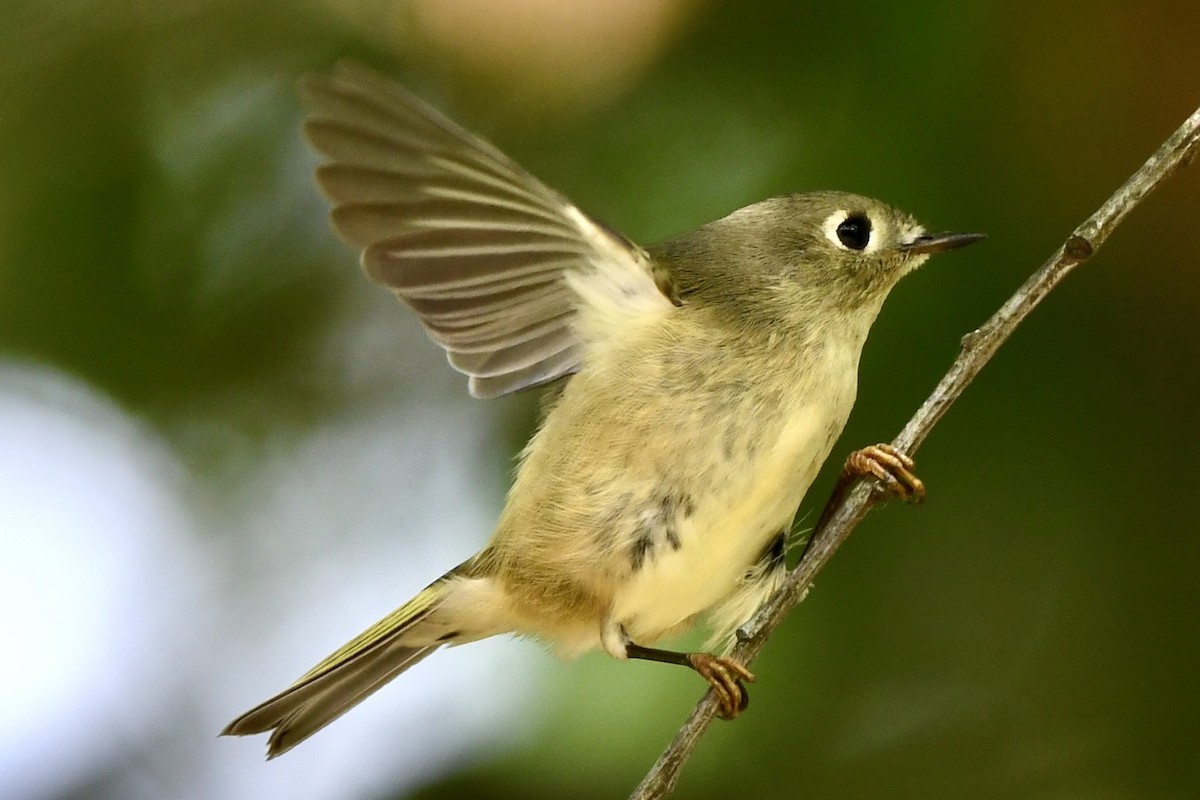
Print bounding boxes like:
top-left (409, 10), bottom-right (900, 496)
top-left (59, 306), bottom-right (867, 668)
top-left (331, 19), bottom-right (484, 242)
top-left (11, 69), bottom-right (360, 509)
top-left (1, 1), bottom-right (1198, 799)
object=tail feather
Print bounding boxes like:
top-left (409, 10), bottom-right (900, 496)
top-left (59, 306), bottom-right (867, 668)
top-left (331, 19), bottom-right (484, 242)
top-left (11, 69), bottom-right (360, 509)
top-left (223, 574), bottom-right (456, 757)
top-left (264, 642), bottom-right (438, 757)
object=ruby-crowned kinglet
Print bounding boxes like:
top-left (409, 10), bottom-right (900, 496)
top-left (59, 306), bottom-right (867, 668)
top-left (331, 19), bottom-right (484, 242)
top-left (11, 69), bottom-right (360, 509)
top-left (222, 61), bottom-right (983, 757)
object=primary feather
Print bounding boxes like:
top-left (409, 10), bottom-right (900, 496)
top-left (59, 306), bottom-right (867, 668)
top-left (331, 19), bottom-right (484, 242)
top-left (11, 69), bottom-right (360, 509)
top-left (299, 60), bottom-right (673, 398)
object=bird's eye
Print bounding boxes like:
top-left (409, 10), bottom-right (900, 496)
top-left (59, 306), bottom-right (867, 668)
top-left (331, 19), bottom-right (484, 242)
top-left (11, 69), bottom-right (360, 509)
top-left (835, 214), bottom-right (871, 250)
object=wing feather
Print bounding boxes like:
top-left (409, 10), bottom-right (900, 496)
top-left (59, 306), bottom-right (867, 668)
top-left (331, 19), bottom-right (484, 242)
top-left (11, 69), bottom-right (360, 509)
top-left (300, 60), bottom-right (675, 398)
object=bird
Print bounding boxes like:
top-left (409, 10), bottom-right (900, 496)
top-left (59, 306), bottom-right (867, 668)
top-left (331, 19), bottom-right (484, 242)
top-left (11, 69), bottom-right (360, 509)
top-left (222, 60), bottom-right (983, 758)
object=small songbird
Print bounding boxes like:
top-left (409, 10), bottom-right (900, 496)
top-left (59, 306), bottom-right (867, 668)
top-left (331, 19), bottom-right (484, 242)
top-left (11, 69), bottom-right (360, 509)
top-left (222, 61), bottom-right (983, 758)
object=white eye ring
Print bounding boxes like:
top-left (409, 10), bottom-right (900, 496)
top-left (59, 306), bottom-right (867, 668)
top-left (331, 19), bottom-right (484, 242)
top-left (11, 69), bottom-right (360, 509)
top-left (822, 210), bottom-right (885, 254)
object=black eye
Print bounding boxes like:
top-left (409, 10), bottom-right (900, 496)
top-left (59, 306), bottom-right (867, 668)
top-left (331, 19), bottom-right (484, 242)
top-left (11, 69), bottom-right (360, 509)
top-left (836, 214), bottom-right (871, 250)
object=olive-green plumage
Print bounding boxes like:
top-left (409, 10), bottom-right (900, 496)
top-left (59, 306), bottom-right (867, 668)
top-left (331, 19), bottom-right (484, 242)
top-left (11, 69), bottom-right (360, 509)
top-left (222, 61), bottom-right (982, 758)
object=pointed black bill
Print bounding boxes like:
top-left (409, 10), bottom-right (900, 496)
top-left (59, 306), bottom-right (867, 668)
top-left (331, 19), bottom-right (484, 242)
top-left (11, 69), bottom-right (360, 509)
top-left (901, 231), bottom-right (986, 255)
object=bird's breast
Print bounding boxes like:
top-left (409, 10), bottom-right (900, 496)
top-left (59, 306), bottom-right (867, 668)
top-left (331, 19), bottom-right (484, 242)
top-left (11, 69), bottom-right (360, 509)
top-left (610, 347), bottom-right (858, 643)
top-left (489, 324), bottom-right (862, 653)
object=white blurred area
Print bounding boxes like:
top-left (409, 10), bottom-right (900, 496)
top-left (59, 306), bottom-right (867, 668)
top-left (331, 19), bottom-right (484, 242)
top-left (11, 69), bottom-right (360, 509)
top-left (0, 359), bottom-right (538, 799)
top-left (0, 362), bottom-right (206, 799)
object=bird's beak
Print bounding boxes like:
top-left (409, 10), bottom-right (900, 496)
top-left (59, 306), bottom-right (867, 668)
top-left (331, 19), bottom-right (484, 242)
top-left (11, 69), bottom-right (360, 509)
top-left (901, 231), bottom-right (986, 255)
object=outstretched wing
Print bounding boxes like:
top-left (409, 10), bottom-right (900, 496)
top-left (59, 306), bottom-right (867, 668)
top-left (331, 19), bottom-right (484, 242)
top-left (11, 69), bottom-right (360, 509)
top-left (299, 61), bottom-right (675, 398)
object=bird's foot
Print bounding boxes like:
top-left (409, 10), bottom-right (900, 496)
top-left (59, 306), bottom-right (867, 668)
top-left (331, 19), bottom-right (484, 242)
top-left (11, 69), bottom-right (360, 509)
top-left (621, 638), bottom-right (755, 719)
top-left (844, 443), bottom-right (925, 503)
top-left (687, 653), bottom-right (755, 720)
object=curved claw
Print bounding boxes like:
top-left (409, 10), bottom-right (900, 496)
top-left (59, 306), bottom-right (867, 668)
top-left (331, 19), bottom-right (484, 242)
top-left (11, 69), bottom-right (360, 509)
top-left (846, 443), bottom-right (925, 503)
top-left (687, 653), bottom-right (756, 720)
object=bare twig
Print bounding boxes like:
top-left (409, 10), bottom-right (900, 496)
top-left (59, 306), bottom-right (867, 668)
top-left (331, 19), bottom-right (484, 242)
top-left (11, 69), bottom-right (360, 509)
top-left (630, 105), bottom-right (1200, 800)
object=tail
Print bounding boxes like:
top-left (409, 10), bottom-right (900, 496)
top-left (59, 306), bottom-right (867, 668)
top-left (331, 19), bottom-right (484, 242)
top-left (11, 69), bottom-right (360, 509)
top-left (223, 567), bottom-right (469, 758)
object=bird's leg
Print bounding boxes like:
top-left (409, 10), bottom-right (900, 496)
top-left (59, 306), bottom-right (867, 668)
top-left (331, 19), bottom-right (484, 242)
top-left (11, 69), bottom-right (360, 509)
top-left (623, 641), bottom-right (755, 720)
top-left (813, 443), bottom-right (925, 534)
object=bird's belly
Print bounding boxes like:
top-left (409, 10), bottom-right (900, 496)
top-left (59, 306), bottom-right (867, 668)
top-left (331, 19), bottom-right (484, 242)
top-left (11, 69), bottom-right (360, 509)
top-left (609, 399), bottom-right (840, 643)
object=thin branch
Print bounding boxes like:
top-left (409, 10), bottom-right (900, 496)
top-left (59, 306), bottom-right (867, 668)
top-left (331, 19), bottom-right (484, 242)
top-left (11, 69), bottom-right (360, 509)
top-left (630, 104), bottom-right (1200, 800)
